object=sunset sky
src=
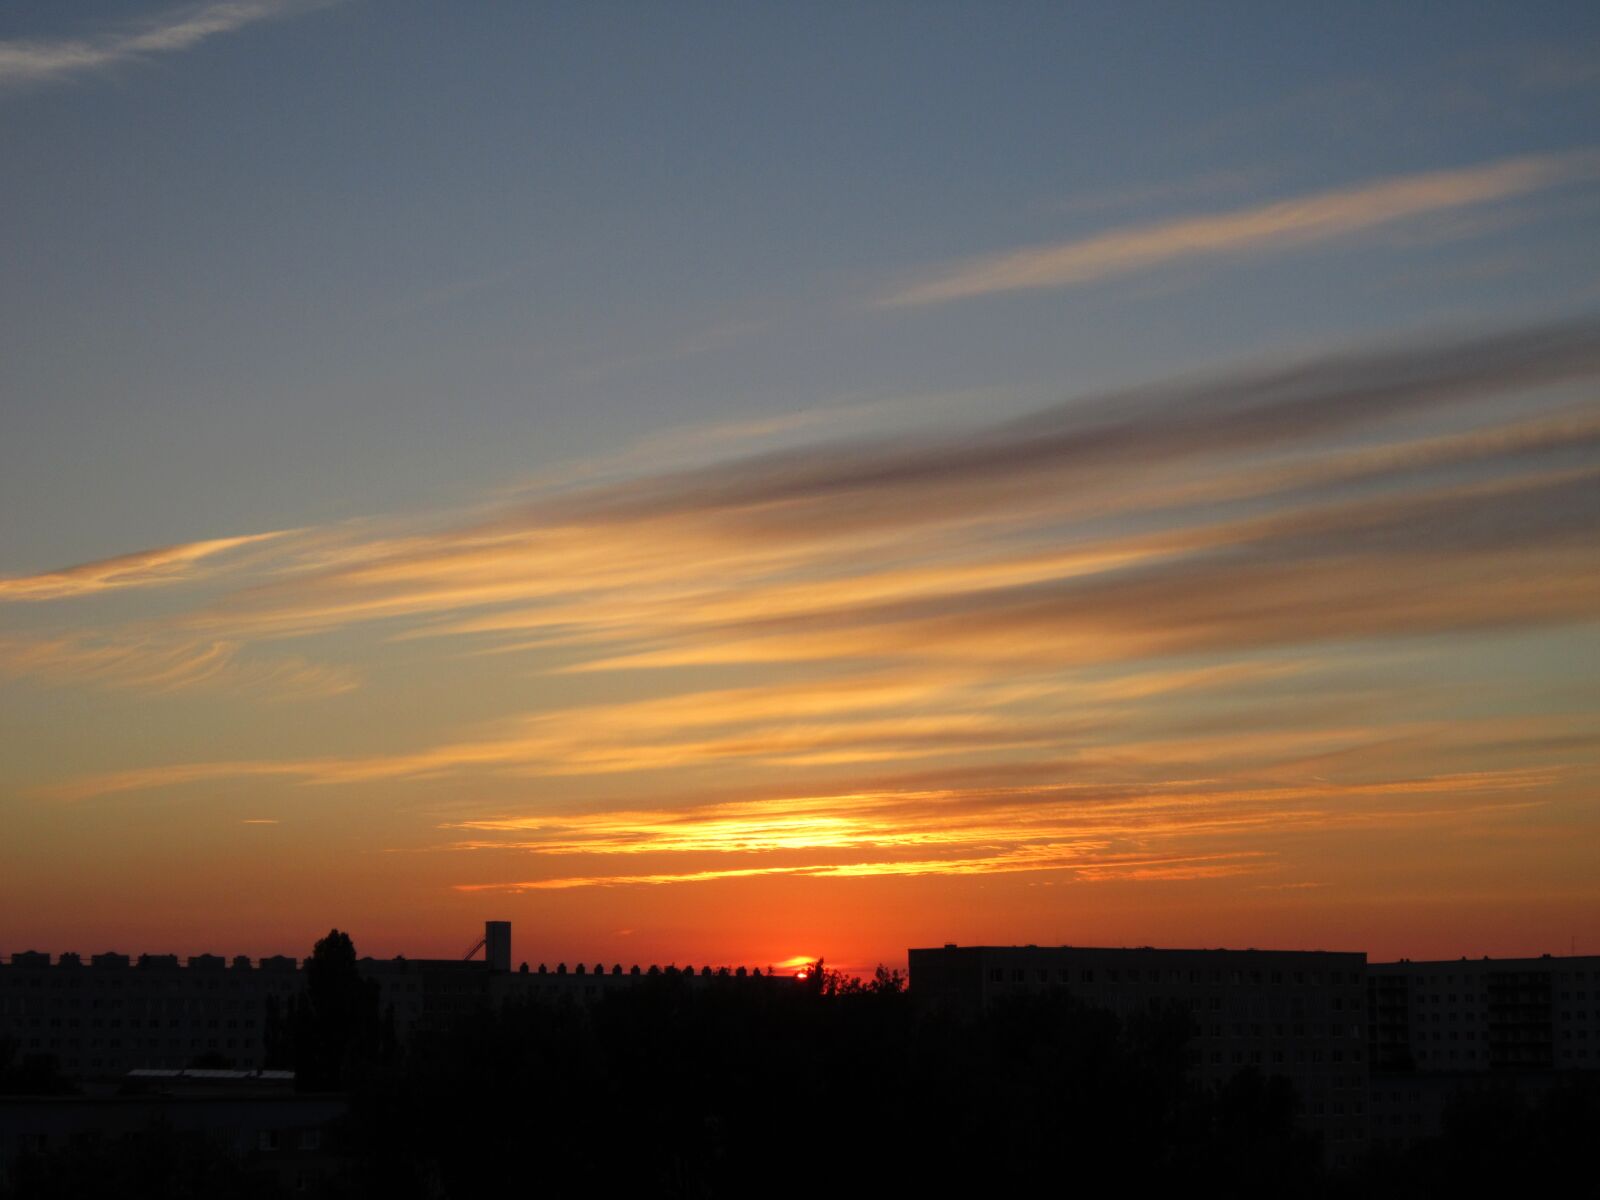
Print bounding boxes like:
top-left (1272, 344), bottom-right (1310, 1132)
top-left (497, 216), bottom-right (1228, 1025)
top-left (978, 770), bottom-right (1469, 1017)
top-left (3, 1), bottom-right (1598, 976)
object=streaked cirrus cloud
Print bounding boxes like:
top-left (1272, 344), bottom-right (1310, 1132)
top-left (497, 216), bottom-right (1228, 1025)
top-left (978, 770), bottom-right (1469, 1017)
top-left (878, 150), bottom-right (1600, 306)
top-left (19, 314), bottom-right (1600, 901)
top-left (165, 317), bottom-right (1600, 670)
top-left (446, 764), bottom-right (1557, 891)
top-left (0, 1), bottom-right (334, 91)
top-left (0, 631), bottom-right (357, 699)
top-left (0, 531), bottom-right (286, 602)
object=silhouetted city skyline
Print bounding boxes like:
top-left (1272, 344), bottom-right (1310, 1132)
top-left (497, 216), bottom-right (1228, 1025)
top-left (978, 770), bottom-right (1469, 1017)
top-left (4, 920), bottom-right (1597, 1193)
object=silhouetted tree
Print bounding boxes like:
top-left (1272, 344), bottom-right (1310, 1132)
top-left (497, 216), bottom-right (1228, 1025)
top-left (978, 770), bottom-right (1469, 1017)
top-left (287, 928), bottom-right (389, 1091)
top-left (874, 964), bottom-right (906, 993)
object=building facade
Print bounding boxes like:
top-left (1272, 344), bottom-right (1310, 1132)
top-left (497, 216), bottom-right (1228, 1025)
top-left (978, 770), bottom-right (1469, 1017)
top-left (0, 951), bottom-right (301, 1078)
top-left (1367, 954), bottom-right (1600, 1073)
top-left (909, 944), bottom-right (1370, 1162)
top-left (1365, 954), bottom-right (1600, 1147)
top-left (0, 923), bottom-right (796, 1076)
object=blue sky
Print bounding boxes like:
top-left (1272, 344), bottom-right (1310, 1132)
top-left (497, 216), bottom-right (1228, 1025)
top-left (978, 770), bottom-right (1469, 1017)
top-left (5, 1), bottom-right (1598, 564)
top-left (2, 2), bottom-right (1598, 967)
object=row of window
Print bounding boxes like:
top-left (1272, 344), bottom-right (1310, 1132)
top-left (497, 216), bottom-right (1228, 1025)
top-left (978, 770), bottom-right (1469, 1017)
top-left (1415, 1048), bottom-right (1480, 1062)
top-left (2, 1016), bottom-right (257, 1031)
top-left (1, 996), bottom-right (269, 1014)
top-left (18, 1036), bottom-right (247, 1052)
top-left (1193, 1046), bottom-right (1364, 1072)
top-left (986, 965), bottom-right (1361, 987)
top-left (1398, 992), bottom-right (1589, 1007)
top-left (258, 1130), bottom-right (323, 1153)
top-left (0, 975), bottom-right (297, 992)
top-left (1194, 1022), bottom-right (1363, 1042)
top-left (0, 1126), bottom-right (322, 1154)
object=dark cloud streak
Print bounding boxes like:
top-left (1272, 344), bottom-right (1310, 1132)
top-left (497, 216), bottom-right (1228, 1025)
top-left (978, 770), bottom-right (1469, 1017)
top-left (530, 318), bottom-right (1600, 527)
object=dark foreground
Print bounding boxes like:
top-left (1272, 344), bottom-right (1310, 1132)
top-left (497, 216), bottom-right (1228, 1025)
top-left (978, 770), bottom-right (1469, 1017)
top-left (2, 960), bottom-right (1594, 1198)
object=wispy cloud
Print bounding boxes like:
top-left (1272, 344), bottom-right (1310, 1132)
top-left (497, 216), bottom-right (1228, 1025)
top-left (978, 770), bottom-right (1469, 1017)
top-left (453, 852), bottom-right (1270, 892)
top-left (174, 317), bottom-right (1600, 662)
top-left (444, 766), bottom-right (1554, 891)
top-left (0, 531), bottom-right (286, 602)
top-left (24, 313), bottom-right (1600, 911)
top-left (0, 1), bottom-right (332, 91)
top-left (878, 151), bottom-right (1600, 306)
top-left (0, 631), bottom-right (356, 699)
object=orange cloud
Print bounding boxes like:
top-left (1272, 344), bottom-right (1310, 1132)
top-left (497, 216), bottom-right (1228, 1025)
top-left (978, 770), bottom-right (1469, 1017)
top-left (443, 763), bottom-right (1560, 891)
top-left (139, 319), bottom-right (1598, 682)
top-left (0, 532), bottom-right (287, 602)
top-left (17, 308), bottom-right (1600, 952)
top-left (0, 631), bottom-right (356, 698)
top-left (453, 851), bottom-right (1270, 891)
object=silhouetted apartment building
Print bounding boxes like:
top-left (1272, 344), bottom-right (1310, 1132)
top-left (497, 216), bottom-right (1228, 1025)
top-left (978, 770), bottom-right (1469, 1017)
top-left (1367, 954), bottom-right (1600, 1072)
top-left (909, 944), bottom-right (1369, 1162)
top-left (0, 922), bottom-right (796, 1077)
top-left (1365, 953), bottom-right (1600, 1147)
top-left (0, 950), bottom-right (302, 1077)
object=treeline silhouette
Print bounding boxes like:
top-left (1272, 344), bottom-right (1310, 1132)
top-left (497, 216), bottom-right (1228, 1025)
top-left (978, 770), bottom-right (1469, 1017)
top-left (4, 933), bottom-right (1597, 1198)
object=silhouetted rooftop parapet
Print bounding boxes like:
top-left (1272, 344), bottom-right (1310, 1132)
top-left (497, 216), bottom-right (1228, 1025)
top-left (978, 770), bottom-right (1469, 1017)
top-left (4, 948), bottom-right (316, 972)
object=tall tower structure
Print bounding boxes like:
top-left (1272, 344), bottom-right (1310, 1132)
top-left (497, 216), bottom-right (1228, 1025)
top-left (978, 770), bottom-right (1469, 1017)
top-left (484, 921), bottom-right (512, 972)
